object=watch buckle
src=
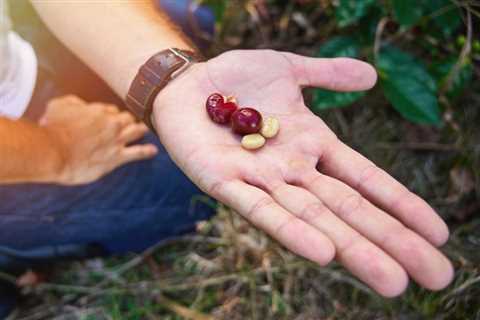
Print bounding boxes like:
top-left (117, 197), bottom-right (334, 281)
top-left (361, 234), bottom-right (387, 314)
top-left (169, 48), bottom-right (194, 79)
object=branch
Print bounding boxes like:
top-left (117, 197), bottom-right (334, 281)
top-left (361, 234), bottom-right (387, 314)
top-left (440, 5), bottom-right (472, 96)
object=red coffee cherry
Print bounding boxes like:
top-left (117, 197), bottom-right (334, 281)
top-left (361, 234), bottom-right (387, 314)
top-left (206, 93), bottom-right (238, 124)
top-left (206, 93), bottom-right (224, 108)
top-left (231, 107), bottom-right (263, 135)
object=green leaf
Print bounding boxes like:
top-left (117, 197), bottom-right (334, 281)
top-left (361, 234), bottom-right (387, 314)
top-left (311, 36), bottom-right (365, 111)
top-left (376, 47), bottom-right (437, 92)
top-left (313, 90), bottom-right (366, 110)
top-left (357, 5), bottom-right (386, 45)
top-left (377, 47), bottom-right (441, 125)
top-left (392, 0), bottom-right (424, 26)
top-left (430, 58), bottom-right (474, 99)
top-left (316, 35), bottom-right (359, 57)
top-left (335, 0), bottom-right (375, 28)
top-left (423, 0), bottom-right (462, 37)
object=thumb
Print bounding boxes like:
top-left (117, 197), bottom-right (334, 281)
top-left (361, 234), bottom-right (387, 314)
top-left (281, 52), bottom-right (377, 92)
top-left (38, 114), bottom-right (48, 126)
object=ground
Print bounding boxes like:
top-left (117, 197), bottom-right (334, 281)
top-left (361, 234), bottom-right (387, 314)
top-left (8, 1), bottom-right (480, 319)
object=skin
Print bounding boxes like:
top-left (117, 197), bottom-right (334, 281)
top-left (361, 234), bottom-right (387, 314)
top-left (154, 50), bottom-right (453, 297)
top-left (0, 95), bottom-right (156, 184)
top-left (31, 1), bottom-right (453, 296)
top-left (40, 96), bottom-right (158, 185)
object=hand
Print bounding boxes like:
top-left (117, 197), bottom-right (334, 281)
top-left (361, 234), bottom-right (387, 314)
top-left (41, 95), bottom-right (157, 185)
top-left (153, 50), bottom-right (453, 297)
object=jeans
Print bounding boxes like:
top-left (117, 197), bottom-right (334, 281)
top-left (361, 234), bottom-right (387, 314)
top-left (0, 134), bottom-right (215, 256)
top-left (0, 2), bottom-right (216, 318)
top-left (0, 0), bottom-right (216, 267)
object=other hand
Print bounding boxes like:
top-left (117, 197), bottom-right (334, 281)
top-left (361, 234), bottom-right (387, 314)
top-left (41, 95), bottom-right (157, 185)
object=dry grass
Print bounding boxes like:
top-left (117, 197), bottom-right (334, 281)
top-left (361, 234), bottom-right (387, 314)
top-left (8, 1), bottom-right (480, 319)
top-left (9, 204), bottom-right (480, 319)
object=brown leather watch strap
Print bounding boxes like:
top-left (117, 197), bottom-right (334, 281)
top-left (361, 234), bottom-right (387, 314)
top-left (125, 48), bottom-right (201, 132)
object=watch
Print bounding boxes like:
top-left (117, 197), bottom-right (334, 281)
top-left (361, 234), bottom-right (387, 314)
top-left (125, 48), bottom-right (201, 132)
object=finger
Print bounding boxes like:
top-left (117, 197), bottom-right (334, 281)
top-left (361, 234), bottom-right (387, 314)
top-left (281, 52), bottom-right (377, 91)
top-left (211, 180), bottom-right (335, 266)
top-left (119, 123), bottom-right (149, 144)
top-left (320, 140), bottom-right (449, 247)
top-left (267, 183), bottom-right (408, 297)
top-left (120, 144), bottom-right (158, 163)
top-left (300, 171), bottom-right (454, 291)
top-left (115, 111), bottom-right (136, 128)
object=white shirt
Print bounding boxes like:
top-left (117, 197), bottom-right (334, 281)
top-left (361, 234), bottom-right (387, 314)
top-left (0, 0), bottom-right (37, 119)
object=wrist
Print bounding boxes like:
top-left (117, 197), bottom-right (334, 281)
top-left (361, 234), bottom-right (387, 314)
top-left (42, 125), bottom-right (71, 184)
top-left (125, 47), bottom-right (203, 133)
top-left (120, 44), bottom-right (196, 98)
top-left (151, 61), bottom-right (204, 137)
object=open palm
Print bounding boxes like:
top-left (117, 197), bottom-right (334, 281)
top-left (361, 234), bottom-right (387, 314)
top-left (153, 50), bottom-right (453, 297)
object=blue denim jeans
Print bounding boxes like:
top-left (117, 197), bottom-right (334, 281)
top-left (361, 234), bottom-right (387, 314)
top-left (0, 2), bottom-right (215, 317)
top-left (0, 133), bottom-right (215, 255)
top-left (0, 0), bottom-right (215, 261)
top-left (0, 132), bottom-right (216, 317)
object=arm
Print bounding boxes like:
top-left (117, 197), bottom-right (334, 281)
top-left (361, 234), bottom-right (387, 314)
top-left (1, 96), bottom-right (157, 185)
top-left (0, 116), bottom-right (64, 184)
top-left (31, 1), bottom-right (453, 296)
top-left (31, 1), bottom-right (192, 98)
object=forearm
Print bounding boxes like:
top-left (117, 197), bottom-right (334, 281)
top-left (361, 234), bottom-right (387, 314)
top-left (0, 117), bottom-right (63, 184)
top-left (31, 0), bottom-right (194, 98)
